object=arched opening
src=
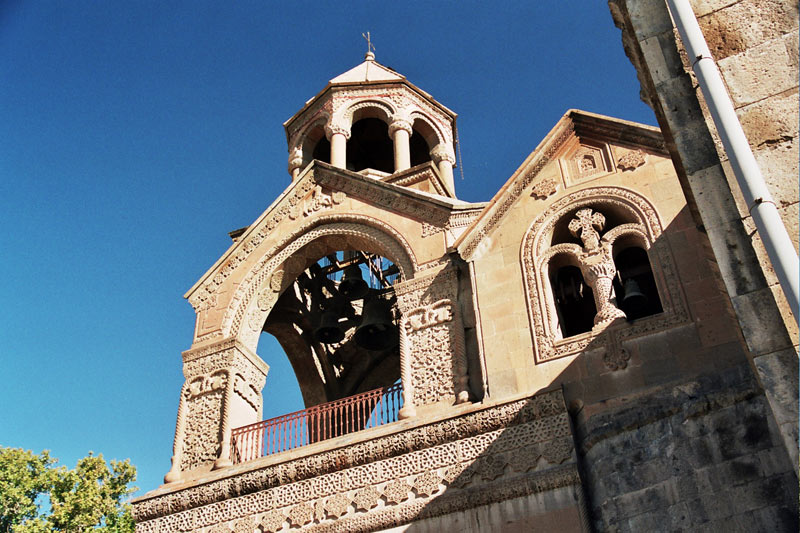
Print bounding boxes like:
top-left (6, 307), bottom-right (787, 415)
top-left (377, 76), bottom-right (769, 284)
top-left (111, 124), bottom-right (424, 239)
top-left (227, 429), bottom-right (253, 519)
top-left (303, 123), bottom-right (330, 166)
top-left (612, 246), bottom-right (663, 321)
top-left (410, 118), bottom-right (436, 168)
top-left (346, 118), bottom-right (394, 173)
top-left (258, 248), bottom-right (402, 412)
top-left (549, 258), bottom-right (597, 338)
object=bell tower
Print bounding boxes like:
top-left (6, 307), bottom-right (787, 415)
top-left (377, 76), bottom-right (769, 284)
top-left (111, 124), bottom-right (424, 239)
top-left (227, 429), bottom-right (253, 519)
top-left (284, 50), bottom-right (459, 196)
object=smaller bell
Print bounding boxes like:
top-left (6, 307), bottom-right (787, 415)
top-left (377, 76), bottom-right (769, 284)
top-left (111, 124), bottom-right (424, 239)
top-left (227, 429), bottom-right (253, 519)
top-left (339, 264), bottom-right (369, 300)
top-left (621, 278), bottom-right (647, 318)
top-left (354, 297), bottom-right (398, 351)
top-left (314, 310), bottom-right (345, 344)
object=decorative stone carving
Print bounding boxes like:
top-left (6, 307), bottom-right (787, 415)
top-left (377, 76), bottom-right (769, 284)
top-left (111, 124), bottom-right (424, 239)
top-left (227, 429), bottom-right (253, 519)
top-left (165, 339), bottom-right (269, 479)
top-left (289, 185), bottom-right (346, 220)
top-left (429, 144), bottom-right (456, 165)
top-left (382, 479), bottom-right (411, 504)
top-left (568, 208), bottom-right (627, 326)
top-left (259, 510), bottom-right (285, 533)
top-left (394, 269), bottom-right (470, 408)
top-left (521, 186), bottom-right (689, 367)
top-left (227, 214), bottom-right (418, 351)
top-left (324, 122), bottom-right (351, 140)
top-left (617, 149), bottom-right (646, 171)
top-left (133, 391), bottom-right (572, 531)
top-left (288, 503), bottom-right (313, 527)
top-left (530, 175), bottom-right (560, 199)
top-left (352, 486), bottom-right (380, 512)
top-left (324, 493), bottom-right (351, 519)
top-left (460, 120), bottom-right (575, 260)
top-left (412, 470), bottom-right (441, 497)
top-left (288, 147), bottom-right (304, 175)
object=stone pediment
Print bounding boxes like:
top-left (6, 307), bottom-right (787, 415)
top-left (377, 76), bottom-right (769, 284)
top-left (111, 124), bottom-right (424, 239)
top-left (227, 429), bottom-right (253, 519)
top-left (185, 161), bottom-right (472, 310)
top-left (454, 110), bottom-right (667, 261)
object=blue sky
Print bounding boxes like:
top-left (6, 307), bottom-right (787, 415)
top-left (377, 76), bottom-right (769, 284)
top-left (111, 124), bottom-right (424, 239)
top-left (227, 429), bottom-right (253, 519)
top-left (0, 2), bottom-right (656, 497)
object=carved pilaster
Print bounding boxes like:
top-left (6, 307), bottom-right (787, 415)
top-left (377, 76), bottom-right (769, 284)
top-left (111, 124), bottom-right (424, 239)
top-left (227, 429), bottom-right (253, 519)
top-left (165, 338), bottom-right (269, 481)
top-left (394, 267), bottom-right (470, 409)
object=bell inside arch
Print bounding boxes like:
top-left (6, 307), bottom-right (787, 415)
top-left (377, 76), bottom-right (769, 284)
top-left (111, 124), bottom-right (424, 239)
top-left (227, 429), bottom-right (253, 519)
top-left (338, 264), bottom-right (369, 300)
top-left (354, 297), bottom-right (398, 351)
top-left (621, 278), bottom-right (647, 317)
top-left (313, 309), bottom-right (345, 344)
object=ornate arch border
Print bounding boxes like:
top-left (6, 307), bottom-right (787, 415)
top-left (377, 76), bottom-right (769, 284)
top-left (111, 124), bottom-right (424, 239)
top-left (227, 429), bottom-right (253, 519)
top-left (218, 214), bottom-right (419, 352)
top-left (521, 186), bottom-right (688, 365)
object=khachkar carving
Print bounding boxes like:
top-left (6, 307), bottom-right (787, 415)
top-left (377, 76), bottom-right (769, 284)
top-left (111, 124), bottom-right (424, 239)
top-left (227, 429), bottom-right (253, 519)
top-left (568, 208), bottom-right (626, 326)
top-left (616, 149), bottom-right (646, 171)
top-left (394, 268), bottom-right (470, 416)
top-left (164, 338), bottom-right (269, 483)
top-left (133, 390), bottom-right (582, 533)
top-left (521, 186), bottom-right (689, 368)
top-left (289, 185), bottom-right (346, 220)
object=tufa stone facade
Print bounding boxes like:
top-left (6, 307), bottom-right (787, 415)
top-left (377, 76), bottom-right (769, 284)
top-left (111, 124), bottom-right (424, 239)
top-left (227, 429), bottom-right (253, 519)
top-left (133, 36), bottom-right (798, 532)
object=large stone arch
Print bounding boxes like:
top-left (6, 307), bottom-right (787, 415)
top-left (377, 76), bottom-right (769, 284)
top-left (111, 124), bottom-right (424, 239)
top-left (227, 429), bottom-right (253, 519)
top-left (221, 215), bottom-right (418, 353)
top-left (520, 186), bottom-right (687, 365)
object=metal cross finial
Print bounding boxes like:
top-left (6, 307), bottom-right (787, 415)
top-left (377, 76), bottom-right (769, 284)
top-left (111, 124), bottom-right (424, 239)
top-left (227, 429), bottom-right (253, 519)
top-left (362, 32), bottom-right (376, 58)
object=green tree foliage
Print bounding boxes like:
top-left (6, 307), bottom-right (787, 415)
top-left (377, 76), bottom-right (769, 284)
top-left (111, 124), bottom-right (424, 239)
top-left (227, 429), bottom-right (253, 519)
top-left (0, 447), bottom-right (136, 532)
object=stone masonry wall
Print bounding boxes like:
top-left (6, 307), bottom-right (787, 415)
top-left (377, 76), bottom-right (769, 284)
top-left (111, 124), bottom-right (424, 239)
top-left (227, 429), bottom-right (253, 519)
top-left (609, 0), bottom-right (799, 471)
top-left (574, 364), bottom-right (798, 531)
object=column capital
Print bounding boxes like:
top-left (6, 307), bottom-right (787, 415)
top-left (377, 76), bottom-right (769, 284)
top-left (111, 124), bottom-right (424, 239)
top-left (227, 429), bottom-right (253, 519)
top-left (325, 122), bottom-right (351, 140)
top-left (288, 147), bottom-right (304, 174)
top-left (388, 117), bottom-right (413, 137)
top-left (430, 144), bottom-right (456, 165)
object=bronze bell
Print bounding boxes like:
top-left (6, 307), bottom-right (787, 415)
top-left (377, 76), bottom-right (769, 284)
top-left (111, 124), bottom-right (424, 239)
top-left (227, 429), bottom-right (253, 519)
top-left (339, 264), bottom-right (369, 300)
top-left (313, 310), bottom-right (345, 344)
top-left (354, 297), bottom-right (398, 351)
top-left (621, 278), bottom-right (647, 316)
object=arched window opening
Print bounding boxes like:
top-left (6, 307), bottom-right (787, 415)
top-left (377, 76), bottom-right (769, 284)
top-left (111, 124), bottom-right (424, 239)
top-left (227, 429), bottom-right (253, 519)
top-left (346, 118), bottom-right (394, 173)
top-left (312, 136), bottom-right (330, 164)
top-left (550, 263), bottom-right (596, 338)
top-left (262, 250), bottom-right (401, 408)
top-left (303, 124), bottom-right (330, 165)
top-left (409, 129), bottom-right (431, 167)
top-left (409, 118), bottom-right (436, 168)
top-left (613, 247), bottom-right (662, 321)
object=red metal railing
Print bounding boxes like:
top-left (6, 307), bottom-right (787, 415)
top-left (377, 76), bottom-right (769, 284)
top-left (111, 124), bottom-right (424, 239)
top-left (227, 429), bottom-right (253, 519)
top-left (231, 383), bottom-right (403, 464)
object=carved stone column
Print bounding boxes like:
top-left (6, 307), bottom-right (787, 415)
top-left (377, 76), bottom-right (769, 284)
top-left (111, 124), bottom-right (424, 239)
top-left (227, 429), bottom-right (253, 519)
top-left (288, 146), bottom-right (304, 180)
top-left (325, 123), bottom-right (350, 169)
top-left (430, 144), bottom-right (456, 194)
top-left (163, 338), bottom-right (268, 483)
top-left (394, 267), bottom-right (470, 414)
top-left (389, 117), bottom-right (413, 172)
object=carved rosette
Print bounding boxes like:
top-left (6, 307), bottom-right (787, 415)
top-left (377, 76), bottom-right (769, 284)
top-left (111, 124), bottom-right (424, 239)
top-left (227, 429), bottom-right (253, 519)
top-left (164, 339), bottom-right (269, 482)
top-left (394, 268), bottom-right (470, 410)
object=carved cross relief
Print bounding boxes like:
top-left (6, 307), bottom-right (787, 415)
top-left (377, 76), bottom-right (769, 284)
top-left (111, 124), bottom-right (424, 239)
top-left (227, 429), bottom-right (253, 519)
top-left (568, 208), bottom-right (626, 326)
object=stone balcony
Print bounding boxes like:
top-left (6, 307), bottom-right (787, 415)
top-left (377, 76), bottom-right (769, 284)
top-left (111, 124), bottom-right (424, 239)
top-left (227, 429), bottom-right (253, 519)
top-left (132, 389), bottom-right (587, 532)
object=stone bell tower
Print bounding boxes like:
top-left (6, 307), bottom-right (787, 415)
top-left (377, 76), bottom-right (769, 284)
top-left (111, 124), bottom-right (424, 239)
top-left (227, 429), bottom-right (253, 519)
top-left (284, 49), bottom-right (459, 196)
top-left (134, 47), bottom-right (797, 533)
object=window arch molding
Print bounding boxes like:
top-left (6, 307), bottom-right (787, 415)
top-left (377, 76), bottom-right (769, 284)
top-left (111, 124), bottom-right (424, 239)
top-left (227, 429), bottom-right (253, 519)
top-left (521, 186), bottom-right (687, 365)
top-left (221, 214), bottom-right (418, 352)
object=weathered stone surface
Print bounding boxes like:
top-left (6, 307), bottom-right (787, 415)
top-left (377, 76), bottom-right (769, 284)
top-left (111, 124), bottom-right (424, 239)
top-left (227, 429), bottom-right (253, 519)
top-left (698, 0), bottom-right (799, 60)
top-left (736, 89), bottom-right (799, 151)
top-left (731, 287), bottom-right (793, 354)
top-left (718, 37), bottom-right (797, 107)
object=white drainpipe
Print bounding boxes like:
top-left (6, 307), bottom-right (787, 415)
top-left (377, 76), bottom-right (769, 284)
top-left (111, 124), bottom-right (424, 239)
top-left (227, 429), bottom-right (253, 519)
top-left (666, 0), bottom-right (800, 326)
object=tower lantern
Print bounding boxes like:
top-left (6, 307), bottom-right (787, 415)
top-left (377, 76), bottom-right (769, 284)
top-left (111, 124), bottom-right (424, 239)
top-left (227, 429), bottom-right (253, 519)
top-left (283, 50), bottom-right (459, 196)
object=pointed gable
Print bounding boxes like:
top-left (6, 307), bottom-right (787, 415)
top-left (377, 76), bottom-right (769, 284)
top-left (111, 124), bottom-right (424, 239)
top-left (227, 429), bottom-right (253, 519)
top-left (329, 59), bottom-right (405, 84)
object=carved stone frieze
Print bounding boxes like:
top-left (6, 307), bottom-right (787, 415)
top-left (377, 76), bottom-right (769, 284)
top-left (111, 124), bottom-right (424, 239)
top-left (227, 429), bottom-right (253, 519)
top-left (393, 269), bottom-right (469, 407)
top-left (289, 185), bottom-right (346, 220)
top-left (133, 390), bottom-right (571, 530)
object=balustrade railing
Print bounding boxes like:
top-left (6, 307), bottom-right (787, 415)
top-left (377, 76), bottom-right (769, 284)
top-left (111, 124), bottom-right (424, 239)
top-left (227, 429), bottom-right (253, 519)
top-left (231, 383), bottom-right (403, 464)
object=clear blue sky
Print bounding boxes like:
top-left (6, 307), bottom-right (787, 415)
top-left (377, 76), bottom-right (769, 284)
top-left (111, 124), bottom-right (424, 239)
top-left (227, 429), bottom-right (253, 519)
top-left (0, 2), bottom-right (655, 496)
